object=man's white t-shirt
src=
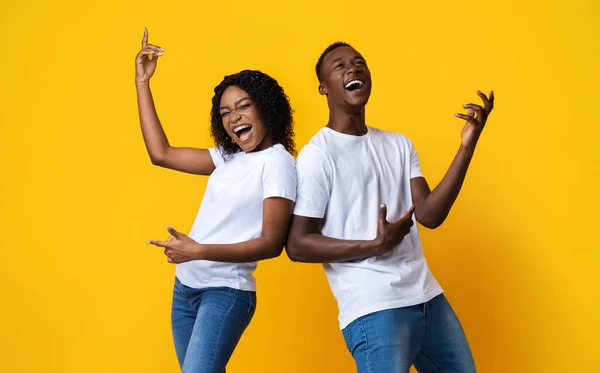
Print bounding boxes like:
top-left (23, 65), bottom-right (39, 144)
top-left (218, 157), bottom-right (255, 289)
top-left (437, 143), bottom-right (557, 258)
top-left (294, 126), bottom-right (443, 329)
top-left (176, 144), bottom-right (297, 292)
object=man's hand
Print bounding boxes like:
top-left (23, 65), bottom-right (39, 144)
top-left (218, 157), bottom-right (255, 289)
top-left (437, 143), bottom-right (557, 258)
top-left (455, 90), bottom-right (495, 149)
top-left (372, 204), bottom-right (415, 256)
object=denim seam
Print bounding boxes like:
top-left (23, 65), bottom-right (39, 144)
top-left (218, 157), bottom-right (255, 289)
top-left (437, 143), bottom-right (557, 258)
top-left (344, 328), bottom-right (352, 351)
top-left (416, 350), bottom-right (441, 373)
top-left (207, 292), bottom-right (237, 373)
top-left (417, 300), bottom-right (441, 373)
top-left (359, 318), bottom-right (372, 373)
top-left (246, 292), bottom-right (255, 314)
top-left (420, 301), bottom-right (428, 354)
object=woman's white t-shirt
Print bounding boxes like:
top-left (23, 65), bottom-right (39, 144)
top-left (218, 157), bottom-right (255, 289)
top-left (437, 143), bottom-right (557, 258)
top-left (176, 144), bottom-right (297, 292)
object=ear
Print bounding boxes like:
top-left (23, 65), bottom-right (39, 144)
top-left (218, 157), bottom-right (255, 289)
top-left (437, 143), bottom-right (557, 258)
top-left (318, 83), bottom-right (327, 96)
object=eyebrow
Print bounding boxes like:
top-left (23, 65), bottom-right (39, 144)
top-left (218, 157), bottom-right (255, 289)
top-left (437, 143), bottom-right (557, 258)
top-left (330, 55), bottom-right (365, 66)
top-left (219, 97), bottom-right (250, 111)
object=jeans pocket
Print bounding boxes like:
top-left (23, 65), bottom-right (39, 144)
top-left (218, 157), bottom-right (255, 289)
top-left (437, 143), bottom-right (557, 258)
top-left (173, 277), bottom-right (187, 298)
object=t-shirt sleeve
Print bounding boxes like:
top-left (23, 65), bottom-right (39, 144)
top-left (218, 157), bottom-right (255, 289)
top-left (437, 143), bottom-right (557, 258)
top-left (293, 144), bottom-right (331, 219)
top-left (407, 138), bottom-right (424, 179)
top-left (208, 147), bottom-right (225, 168)
top-left (262, 151), bottom-right (298, 202)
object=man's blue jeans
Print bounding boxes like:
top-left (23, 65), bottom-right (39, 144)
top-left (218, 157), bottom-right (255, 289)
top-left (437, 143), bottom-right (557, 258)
top-left (342, 294), bottom-right (476, 373)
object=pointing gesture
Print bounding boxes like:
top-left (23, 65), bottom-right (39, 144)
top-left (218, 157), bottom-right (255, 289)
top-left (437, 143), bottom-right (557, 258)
top-left (135, 28), bottom-right (165, 84)
top-left (147, 226), bottom-right (201, 264)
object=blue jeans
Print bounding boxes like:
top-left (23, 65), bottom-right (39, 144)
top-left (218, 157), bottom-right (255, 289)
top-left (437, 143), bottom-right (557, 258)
top-left (171, 277), bottom-right (256, 373)
top-left (342, 294), bottom-right (476, 373)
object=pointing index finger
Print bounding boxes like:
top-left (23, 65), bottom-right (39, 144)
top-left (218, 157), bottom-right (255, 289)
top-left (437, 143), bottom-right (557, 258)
top-left (146, 240), bottom-right (171, 248)
top-left (142, 27), bottom-right (148, 48)
top-left (401, 205), bottom-right (415, 220)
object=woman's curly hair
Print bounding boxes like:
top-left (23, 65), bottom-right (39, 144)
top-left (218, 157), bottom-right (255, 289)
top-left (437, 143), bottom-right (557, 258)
top-left (210, 70), bottom-right (295, 159)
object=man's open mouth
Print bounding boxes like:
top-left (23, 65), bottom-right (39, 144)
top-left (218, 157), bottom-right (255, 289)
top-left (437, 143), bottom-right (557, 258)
top-left (345, 79), bottom-right (364, 92)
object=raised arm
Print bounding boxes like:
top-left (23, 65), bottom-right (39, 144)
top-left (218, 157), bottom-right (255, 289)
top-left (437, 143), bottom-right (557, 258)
top-left (135, 28), bottom-right (215, 175)
top-left (412, 90), bottom-right (495, 229)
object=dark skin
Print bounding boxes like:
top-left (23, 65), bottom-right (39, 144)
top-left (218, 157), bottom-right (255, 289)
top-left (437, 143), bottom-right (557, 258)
top-left (286, 46), bottom-right (494, 263)
top-left (136, 28), bottom-right (293, 263)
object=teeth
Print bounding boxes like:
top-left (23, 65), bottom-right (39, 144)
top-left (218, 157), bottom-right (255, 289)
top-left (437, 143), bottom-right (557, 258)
top-left (233, 124), bottom-right (251, 134)
top-left (345, 80), bottom-right (364, 89)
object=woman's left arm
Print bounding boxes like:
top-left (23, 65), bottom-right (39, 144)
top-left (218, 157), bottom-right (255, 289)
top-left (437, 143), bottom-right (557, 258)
top-left (147, 197), bottom-right (294, 263)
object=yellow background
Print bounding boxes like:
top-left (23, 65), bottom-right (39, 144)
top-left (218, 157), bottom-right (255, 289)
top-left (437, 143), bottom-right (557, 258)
top-left (1, 0), bottom-right (598, 372)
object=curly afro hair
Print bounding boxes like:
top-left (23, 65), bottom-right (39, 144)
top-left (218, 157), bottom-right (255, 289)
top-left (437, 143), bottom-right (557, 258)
top-left (210, 70), bottom-right (295, 160)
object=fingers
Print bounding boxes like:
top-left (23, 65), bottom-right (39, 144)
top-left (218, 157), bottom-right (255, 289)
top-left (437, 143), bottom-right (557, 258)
top-left (164, 248), bottom-right (174, 263)
top-left (146, 240), bottom-right (171, 248)
top-left (142, 27), bottom-right (148, 48)
top-left (400, 205), bottom-right (415, 220)
top-left (143, 44), bottom-right (164, 55)
top-left (137, 49), bottom-right (163, 63)
top-left (137, 42), bottom-right (164, 62)
top-left (397, 206), bottom-right (415, 230)
top-left (454, 113), bottom-right (478, 125)
top-left (463, 104), bottom-right (483, 117)
top-left (146, 44), bottom-right (164, 53)
top-left (477, 90), bottom-right (494, 112)
top-left (387, 205), bottom-right (415, 229)
top-left (379, 204), bottom-right (388, 223)
top-left (147, 235), bottom-right (177, 263)
top-left (167, 225), bottom-right (184, 239)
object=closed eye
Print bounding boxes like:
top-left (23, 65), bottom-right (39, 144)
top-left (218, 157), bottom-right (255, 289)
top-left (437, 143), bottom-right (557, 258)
top-left (220, 111), bottom-right (230, 117)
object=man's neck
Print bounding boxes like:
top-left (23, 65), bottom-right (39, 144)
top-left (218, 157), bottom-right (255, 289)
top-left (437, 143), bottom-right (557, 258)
top-left (326, 106), bottom-right (367, 136)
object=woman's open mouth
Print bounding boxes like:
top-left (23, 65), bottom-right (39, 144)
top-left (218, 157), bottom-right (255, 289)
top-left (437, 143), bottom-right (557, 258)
top-left (233, 124), bottom-right (253, 142)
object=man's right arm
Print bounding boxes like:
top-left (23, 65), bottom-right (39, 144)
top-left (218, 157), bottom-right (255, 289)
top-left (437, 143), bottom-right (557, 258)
top-left (286, 206), bottom-right (415, 263)
top-left (285, 216), bottom-right (379, 263)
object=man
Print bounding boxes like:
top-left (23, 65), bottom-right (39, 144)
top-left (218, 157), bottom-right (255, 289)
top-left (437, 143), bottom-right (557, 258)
top-left (286, 42), bottom-right (494, 372)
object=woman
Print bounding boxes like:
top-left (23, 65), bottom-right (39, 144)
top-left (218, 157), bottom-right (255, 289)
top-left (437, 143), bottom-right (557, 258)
top-left (136, 29), bottom-right (297, 373)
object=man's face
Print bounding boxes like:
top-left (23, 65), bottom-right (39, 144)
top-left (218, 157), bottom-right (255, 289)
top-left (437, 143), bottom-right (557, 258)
top-left (319, 46), bottom-right (372, 110)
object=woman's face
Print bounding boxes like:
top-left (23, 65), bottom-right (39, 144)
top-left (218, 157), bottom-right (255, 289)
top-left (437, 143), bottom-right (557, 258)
top-left (219, 85), bottom-right (272, 153)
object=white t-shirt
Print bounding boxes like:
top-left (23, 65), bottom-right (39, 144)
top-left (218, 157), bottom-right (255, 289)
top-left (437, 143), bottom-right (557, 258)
top-left (176, 144), bottom-right (297, 292)
top-left (294, 126), bottom-right (443, 329)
